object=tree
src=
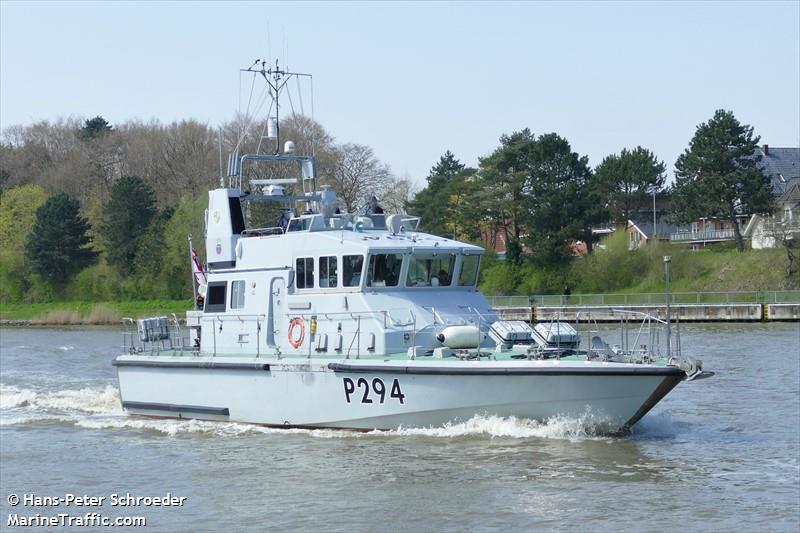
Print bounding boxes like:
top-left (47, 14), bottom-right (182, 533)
top-left (0, 185), bottom-right (48, 301)
top-left (102, 176), bottom-right (156, 275)
top-left (0, 169), bottom-right (9, 194)
top-left (380, 175), bottom-right (415, 214)
top-left (329, 143), bottom-right (392, 213)
top-left (159, 193), bottom-right (208, 299)
top-left (132, 207), bottom-right (173, 294)
top-left (523, 133), bottom-right (605, 264)
top-left (672, 110), bottom-right (773, 252)
top-left (478, 130), bottom-right (536, 263)
top-left (25, 193), bottom-right (97, 284)
top-left (80, 116), bottom-right (112, 140)
top-left (442, 169), bottom-right (482, 241)
top-left (595, 146), bottom-right (666, 225)
top-left (407, 150), bottom-right (469, 236)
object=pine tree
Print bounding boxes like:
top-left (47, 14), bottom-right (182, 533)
top-left (406, 150), bottom-right (467, 236)
top-left (478, 130), bottom-right (535, 263)
top-left (672, 109), bottom-right (773, 251)
top-left (102, 176), bottom-right (157, 275)
top-left (523, 133), bottom-right (605, 264)
top-left (80, 116), bottom-right (113, 140)
top-left (595, 146), bottom-right (666, 225)
top-left (25, 193), bottom-right (97, 283)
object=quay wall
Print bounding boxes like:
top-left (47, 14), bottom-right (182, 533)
top-left (494, 304), bottom-right (798, 323)
top-left (765, 304), bottom-right (800, 321)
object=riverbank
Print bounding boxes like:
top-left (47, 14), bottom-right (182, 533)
top-left (493, 302), bottom-right (800, 322)
top-left (0, 300), bottom-right (191, 325)
top-left (478, 237), bottom-right (799, 296)
top-left (3, 293), bottom-right (799, 326)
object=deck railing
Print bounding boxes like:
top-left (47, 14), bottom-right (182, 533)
top-left (669, 229), bottom-right (736, 243)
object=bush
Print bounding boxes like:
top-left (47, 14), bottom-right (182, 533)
top-left (479, 262), bottom-right (519, 295)
top-left (71, 262), bottom-right (123, 301)
top-left (570, 231), bottom-right (648, 293)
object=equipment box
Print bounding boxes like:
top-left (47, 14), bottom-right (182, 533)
top-left (533, 322), bottom-right (579, 348)
top-left (489, 320), bottom-right (534, 344)
top-left (137, 317), bottom-right (170, 342)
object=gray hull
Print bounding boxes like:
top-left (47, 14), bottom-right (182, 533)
top-left (114, 355), bottom-right (684, 433)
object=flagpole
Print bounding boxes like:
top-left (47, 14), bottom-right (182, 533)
top-left (188, 234), bottom-right (197, 300)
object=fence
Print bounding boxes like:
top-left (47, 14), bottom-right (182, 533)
top-left (490, 291), bottom-right (800, 308)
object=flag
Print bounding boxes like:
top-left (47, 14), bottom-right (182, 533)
top-left (192, 248), bottom-right (207, 290)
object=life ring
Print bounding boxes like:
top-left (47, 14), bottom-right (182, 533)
top-left (288, 317), bottom-right (305, 348)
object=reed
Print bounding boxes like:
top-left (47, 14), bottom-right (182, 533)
top-left (87, 304), bottom-right (120, 325)
top-left (35, 310), bottom-right (82, 325)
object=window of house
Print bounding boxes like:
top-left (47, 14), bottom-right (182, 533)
top-left (691, 222), bottom-right (699, 234)
top-left (784, 208), bottom-right (793, 222)
top-left (296, 257), bottom-right (314, 289)
top-left (205, 281), bottom-right (227, 313)
top-left (230, 280), bottom-right (245, 309)
top-left (366, 253), bottom-right (403, 287)
top-left (406, 253), bottom-right (455, 287)
top-left (458, 255), bottom-right (480, 287)
top-left (320, 256), bottom-right (338, 288)
top-left (343, 255), bottom-right (364, 287)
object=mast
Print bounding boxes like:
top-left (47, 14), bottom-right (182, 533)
top-left (241, 59), bottom-right (312, 155)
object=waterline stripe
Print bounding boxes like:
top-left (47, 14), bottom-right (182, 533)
top-left (327, 363), bottom-right (685, 377)
top-left (122, 401), bottom-right (230, 416)
top-left (113, 359), bottom-right (270, 371)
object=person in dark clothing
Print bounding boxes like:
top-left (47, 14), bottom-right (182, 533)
top-left (366, 196), bottom-right (384, 214)
top-left (564, 286), bottom-right (572, 304)
top-left (277, 209), bottom-right (292, 231)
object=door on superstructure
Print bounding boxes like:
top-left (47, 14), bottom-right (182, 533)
top-left (268, 277), bottom-right (286, 348)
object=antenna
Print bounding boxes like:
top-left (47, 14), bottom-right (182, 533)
top-left (218, 127), bottom-right (224, 187)
top-left (240, 59), bottom-right (312, 155)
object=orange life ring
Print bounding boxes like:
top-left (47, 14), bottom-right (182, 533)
top-left (288, 317), bottom-right (305, 348)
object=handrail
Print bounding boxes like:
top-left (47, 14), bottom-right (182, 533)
top-left (670, 229), bottom-right (735, 242)
top-left (610, 309), bottom-right (669, 324)
top-left (242, 227), bottom-right (284, 237)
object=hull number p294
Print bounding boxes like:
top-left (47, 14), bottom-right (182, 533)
top-left (343, 377), bottom-right (405, 405)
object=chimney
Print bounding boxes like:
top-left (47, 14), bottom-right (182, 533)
top-left (763, 144), bottom-right (769, 156)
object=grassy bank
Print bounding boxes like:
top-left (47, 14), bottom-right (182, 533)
top-left (479, 232), bottom-right (799, 296)
top-left (0, 300), bottom-right (192, 324)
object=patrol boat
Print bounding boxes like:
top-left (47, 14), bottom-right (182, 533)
top-left (113, 61), bottom-right (709, 433)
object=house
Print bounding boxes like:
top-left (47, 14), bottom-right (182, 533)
top-left (742, 146), bottom-right (800, 249)
top-left (626, 219), bottom-right (679, 250)
top-left (670, 145), bottom-right (800, 249)
top-left (480, 225), bottom-right (533, 260)
top-left (567, 227), bottom-right (615, 255)
top-left (670, 215), bottom-right (749, 249)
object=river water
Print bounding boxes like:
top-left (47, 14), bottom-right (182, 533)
top-left (1, 323), bottom-right (798, 532)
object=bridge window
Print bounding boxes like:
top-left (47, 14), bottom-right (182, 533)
top-left (205, 281), bottom-right (227, 313)
top-left (296, 257), bottom-right (314, 289)
top-left (366, 253), bottom-right (402, 288)
top-left (320, 256), bottom-right (338, 288)
top-left (458, 255), bottom-right (480, 286)
top-left (406, 253), bottom-right (455, 287)
top-left (230, 280), bottom-right (245, 309)
top-left (343, 255), bottom-right (364, 287)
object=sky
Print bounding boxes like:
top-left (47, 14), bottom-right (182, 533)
top-left (1, 1), bottom-right (799, 189)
